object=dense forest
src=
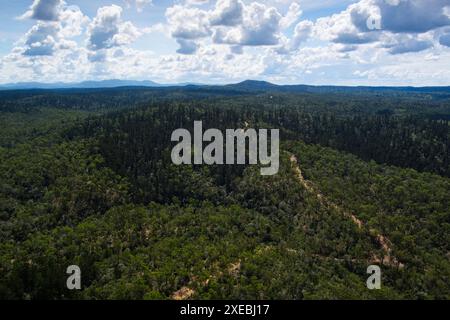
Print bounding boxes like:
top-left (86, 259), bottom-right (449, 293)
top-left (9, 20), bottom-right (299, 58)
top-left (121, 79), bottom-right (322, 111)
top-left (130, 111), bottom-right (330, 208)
top-left (0, 84), bottom-right (449, 299)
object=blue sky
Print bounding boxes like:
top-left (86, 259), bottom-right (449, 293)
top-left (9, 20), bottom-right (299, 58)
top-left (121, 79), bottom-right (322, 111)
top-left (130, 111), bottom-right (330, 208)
top-left (0, 0), bottom-right (449, 85)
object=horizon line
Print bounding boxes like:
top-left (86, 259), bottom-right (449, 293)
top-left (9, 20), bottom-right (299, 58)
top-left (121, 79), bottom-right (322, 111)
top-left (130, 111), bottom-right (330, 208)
top-left (1, 79), bottom-right (450, 90)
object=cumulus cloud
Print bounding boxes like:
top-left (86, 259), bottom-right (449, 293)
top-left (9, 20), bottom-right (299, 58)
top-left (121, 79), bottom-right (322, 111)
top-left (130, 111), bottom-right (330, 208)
top-left (88, 5), bottom-right (122, 50)
top-left (167, 0), bottom-right (305, 53)
top-left (382, 35), bottom-right (433, 54)
top-left (18, 5), bottom-right (88, 57)
top-left (339, 0), bottom-right (450, 35)
top-left (236, 3), bottom-right (282, 45)
top-left (24, 38), bottom-right (56, 56)
top-left (212, 2), bottom-right (282, 46)
top-left (21, 0), bottom-right (63, 21)
top-left (290, 20), bottom-right (313, 49)
top-left (59, 6), bottom-right (90, 37)
top-left (376, 0), bottom-right (450, 33)
top-left (333, 31), bottom-right (379, 44)
top-left (87, 5), bottom-right (143, 51)
top-left (274, 19), bottom-right (313, 54)
top-left (210, 0), bottom-right (244, 26)
top-left (22, 23), bottom-right (59, 56)
top-left (279, 2), bottom-right (302, 29)
top-left (167, 5), bottom-right (211, 40)
top-left (176, 39), bottom-right (199, 54)
top-left (322, 0), bottom-right (450, 37)
top-left (315, 0), bottom-right (381, 44)
top-left (166, 4), bottom-right (212, 53)
top-left (314, 0), bottom-right (450, 54)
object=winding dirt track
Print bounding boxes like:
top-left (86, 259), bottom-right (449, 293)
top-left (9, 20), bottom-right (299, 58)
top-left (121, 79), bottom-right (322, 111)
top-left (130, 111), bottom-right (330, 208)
top-left (289, 154), bottom-right (404, 269)
top-left (171, 155), bottom-right (405, 299)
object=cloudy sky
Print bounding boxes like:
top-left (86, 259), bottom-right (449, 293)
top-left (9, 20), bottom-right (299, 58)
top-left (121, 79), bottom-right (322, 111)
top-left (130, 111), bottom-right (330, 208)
top-left (0, 0), bottom-right (449, 85)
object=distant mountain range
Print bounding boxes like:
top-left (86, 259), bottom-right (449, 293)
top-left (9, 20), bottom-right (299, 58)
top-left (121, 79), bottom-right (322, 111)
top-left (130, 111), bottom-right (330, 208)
top-left (0, 79), bottom-right (166, 90)
top-left (223, 80), bottom-right (450, 94)
top-left (1, 79), bottom-right (450, 94)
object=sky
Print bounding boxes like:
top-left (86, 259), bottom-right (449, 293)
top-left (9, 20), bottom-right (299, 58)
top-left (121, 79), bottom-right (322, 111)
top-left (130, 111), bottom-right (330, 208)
top-left (0, 0), bottom-right (449, 86)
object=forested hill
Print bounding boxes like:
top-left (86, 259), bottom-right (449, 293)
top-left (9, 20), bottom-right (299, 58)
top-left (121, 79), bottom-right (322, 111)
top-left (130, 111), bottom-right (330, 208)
top-left (225, 80), bottom-right (450, 95)
top-left (0, 87), bottom-right (449, 299)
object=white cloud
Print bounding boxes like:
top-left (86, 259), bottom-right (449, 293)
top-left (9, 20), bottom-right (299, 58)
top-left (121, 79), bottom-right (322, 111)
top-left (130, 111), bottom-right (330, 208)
top-left (382, 34), bottom-right (433, 54)
top-left (22, 22), bottom-right (59, 56)
top-left (314, 0), bottom-right (379, 44)
top-left (87, 5), bottom-right (143, 50)
top-left (210, 0), bottom-right (244, 26)
top-left (290, 20), bottom-right (313, 49)
top-left (176, 39), bottom-right (199, 54)
top-left (313, 0), bottom-right (450, 54)
top-left (21, 0), bottom-right (63, 21)
top-left (167, 1), bottom-right (307, 53)
top-left (166, 5), bottom-right (212, 39)
top-left (238, 2), bottom-right (283, 45)
top-left (279, 2), bottom-right (302, 29)
top-left (16, 5), bottom-right (88, 58)
top-left (166, 4), bottom-right (213, 54)
top-left (375, 0), bottom-right (450, 33)
top-left (212, 2), bottom-right (283, 46)
top-left (59, 6), bottom-right (90, 38)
